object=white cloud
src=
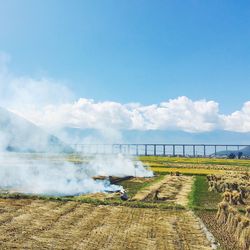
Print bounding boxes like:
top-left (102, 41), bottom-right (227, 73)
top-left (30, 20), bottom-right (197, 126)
top-left (1, 52), bottom-right (250, 133)
top-left (18, 96), bottom-right (222, 133)
top-left (222, 101), bottom-right (250, 132)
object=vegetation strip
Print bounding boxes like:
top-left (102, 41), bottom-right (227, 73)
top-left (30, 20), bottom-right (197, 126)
top-left (139, 156), bottom-right (250, 167)
top-left (188, 175), bottom-right (221, 210)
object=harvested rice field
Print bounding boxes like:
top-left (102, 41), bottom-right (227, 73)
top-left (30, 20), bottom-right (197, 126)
top-left (132, 175), bottom-right (194, 207)
top-left (1, 156), bottom-right (249, 249)
top-left (0, 198), bottom-right (212, 250)
top-left (191, 174), bottom-right (250, 250)
top-left (197, 210), bottom-right (238, 250)
top-left (150, 167), bottom-right (228, 175)
top-left (140, 156), bottom-right (250, 174)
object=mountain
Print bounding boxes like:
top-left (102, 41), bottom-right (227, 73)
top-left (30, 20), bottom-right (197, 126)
top-left (0, 107), bottom-right (73, 153)
top-left (58, 127), bottom-right (250, 145)
top-left (213, 146), bottom-right (250, 157)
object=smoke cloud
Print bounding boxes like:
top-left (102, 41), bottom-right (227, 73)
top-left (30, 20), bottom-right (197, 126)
top-left (89, 154), bottom-right (153, 178)
top-left (0, 153), bottom-right (153, 196)
top-left (0, 53), bottom-right (153, 196)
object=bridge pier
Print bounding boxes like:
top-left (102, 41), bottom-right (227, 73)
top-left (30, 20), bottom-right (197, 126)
top-left (173, 145), bottom-right (175, 156)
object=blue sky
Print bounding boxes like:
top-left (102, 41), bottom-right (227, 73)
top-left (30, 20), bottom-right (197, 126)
top-left (0, 0), bottom-right (249, 115)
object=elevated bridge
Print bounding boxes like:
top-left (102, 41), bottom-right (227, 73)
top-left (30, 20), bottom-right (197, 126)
top-left (69, 144), bottom-right (250, 157)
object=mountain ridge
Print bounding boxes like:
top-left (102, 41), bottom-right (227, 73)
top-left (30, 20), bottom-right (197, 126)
top-left (0, 107), bottom-right (72, 153)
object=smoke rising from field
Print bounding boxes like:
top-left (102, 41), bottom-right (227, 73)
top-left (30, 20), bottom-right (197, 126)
top-left (0, 152), bottom-right (153, 196)
top-left (0, 54), bottom-right (154, 195)
top-left (0, 104), bottom-right (153, 195)
top-left (0, 105), bottom-right (153, 195)
top-left (0, 154), bottom-right (113, 195)
top-left (89, 154), bottom-right (153, 178)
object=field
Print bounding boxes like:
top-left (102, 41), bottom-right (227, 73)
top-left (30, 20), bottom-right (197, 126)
top-left (131, 175), bottom-right (193, 207)
top-left (0, 155), bottom-right (250, 249)
top-left (188, 174), bottom-right (250, 250)
top-left (0, 199), bottom-right (212, 250)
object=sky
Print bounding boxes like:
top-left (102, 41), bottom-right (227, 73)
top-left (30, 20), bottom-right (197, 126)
top-left (0, 0), bottom-right (250, 136)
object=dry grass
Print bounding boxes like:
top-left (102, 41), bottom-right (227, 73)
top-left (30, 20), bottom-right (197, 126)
top-left (207, 173), bottom-right (250, 208)
top-left (77, 192), bottom-right (119, 201)
top-left (131, 176), bottom-right (168, 201)
top-left (0, 198), bottom-right (212, 250)
top-left (141, 156), bottom-right (250, 174)
top-left (131, 175), bottom-right (194, 207)
top-left (175, 176), bottom-right (194, 207)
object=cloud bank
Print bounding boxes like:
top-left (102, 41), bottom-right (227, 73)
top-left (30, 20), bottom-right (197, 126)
top-left (23, 97), bottom-right (221, 133)
top-left (0, 53), bottom-right (250, 133)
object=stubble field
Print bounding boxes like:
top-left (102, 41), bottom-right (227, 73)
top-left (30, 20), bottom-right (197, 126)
top-left (0, 198), bottom-right (212, 250)
top-left (0, 155), bottom-right (249, 249)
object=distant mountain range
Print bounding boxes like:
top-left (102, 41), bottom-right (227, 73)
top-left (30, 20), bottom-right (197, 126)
top-left (0, 107), bottom-right (72, 153)
top-left (213, 146), bottom-right (250, 157)
top-left (59, 127), bottom-right (250, 145)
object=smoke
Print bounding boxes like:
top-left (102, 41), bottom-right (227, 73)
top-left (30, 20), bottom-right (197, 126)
top-left (89, 154), bottom-right (153, 178)
top-left (0, 153), bottom-right (124, 196)
top-left (0, 53), bottom-right (153, 196)
top-left (0, 152), bottom-right (153, 196)
top-left (0, 105), bottom-right (153, 195)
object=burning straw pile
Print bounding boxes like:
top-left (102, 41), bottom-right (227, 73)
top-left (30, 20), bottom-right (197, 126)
top-left (207, 173), bottom-right (250, 249)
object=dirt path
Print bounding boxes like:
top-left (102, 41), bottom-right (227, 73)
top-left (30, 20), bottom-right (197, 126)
top-left (0, 198), bottom-right (212, 250)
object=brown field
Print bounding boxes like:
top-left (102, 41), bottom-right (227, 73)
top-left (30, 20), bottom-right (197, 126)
top-left (0, 198), bottom-right (212, 250)
top-left (132, 175), bottom-right (194, 207)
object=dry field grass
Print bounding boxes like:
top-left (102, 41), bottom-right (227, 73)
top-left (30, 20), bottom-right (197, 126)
top-left (0, 198), bottom-right (212, 250)
top-left (141, 156), bottom-right (250, 174)
top-left (150, 167), bottom-right (228, 175)
top-left (132, 175), bottom-right (194, 207)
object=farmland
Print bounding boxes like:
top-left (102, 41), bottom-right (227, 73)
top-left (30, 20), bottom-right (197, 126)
top-left (0, 199), bottom-right (212, 250)
top-left (0, 155), bottom-right (250, 249)
top-left (139, 156), bottom-right (250, 175)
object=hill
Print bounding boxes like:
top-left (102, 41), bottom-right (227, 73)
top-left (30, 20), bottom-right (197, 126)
top-left (214, 146), bottom-right (250, 157)
top-left (58, 127), bottom-right (250, 145)
top-left (0, 107), bottom-right (72, 153)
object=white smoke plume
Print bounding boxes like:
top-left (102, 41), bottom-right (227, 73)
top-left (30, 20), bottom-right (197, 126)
top-left (0, 53), bottom-right (153, 196)
top-left (0, 152), bottom-right (153, 196)
top-left (89, 154), bottom-right (153, 178)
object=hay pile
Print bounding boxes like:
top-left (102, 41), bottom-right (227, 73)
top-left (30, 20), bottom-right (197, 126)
top-left (207, 172), bottom-right (250, 206)
top-left (208, 172), bottom-right (250, 249)
top-left (216, 202), bottom-right (250, 249)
